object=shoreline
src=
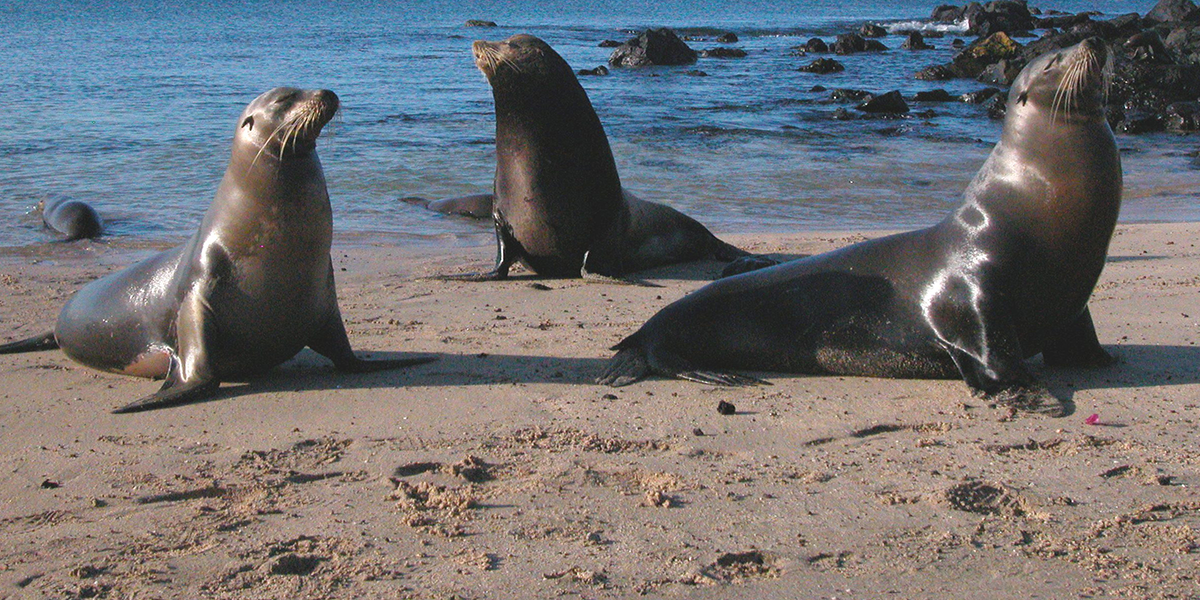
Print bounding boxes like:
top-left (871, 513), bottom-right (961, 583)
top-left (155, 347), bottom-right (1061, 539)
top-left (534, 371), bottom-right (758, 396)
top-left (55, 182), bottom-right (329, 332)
top-left (1, 223), bottom-right (1198, 599)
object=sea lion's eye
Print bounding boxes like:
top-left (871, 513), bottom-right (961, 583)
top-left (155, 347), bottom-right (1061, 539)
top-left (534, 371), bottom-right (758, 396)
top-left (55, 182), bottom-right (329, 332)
top-left (241, 116), bottom-right (254, 130)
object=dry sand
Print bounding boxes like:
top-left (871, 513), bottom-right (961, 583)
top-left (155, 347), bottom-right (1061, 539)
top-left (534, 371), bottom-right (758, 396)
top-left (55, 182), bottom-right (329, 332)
top-left (0, 223), bottom-right (1197, 599)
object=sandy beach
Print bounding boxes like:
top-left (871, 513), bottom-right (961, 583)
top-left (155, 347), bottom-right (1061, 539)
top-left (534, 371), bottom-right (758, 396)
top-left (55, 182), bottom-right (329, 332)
top-left (0, 223), bottom-right (1197, 599)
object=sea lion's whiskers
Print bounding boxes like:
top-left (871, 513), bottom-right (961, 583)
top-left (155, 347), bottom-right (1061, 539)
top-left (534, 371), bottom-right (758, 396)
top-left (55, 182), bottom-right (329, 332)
top-left (249, 125), bottom-right (284, 170)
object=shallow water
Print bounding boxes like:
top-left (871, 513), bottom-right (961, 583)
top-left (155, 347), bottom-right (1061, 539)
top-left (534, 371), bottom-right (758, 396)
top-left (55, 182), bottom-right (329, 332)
top-left (1, 0), bottom-right (1190, 261)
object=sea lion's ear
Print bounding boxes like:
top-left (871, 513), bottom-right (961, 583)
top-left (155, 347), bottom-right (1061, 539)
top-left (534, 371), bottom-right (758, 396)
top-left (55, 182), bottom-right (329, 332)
top-left (241, 116), bottom-right (254, 130)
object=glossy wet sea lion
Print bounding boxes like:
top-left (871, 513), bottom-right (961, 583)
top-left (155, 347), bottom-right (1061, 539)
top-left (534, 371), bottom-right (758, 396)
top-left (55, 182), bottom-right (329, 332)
top-left (39, 196), bottom-right (103, 241)
top-left (453, 34), bottom-right (747, 280)
top-left (599, 39), bottom-right (1122, 412)
top-left (0, 87), bottom-right (434, 413)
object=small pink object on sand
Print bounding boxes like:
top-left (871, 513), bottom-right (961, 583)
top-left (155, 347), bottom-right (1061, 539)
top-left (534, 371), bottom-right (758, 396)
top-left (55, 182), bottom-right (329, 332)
top-left (1085, 413), bottom-right (1100, 425)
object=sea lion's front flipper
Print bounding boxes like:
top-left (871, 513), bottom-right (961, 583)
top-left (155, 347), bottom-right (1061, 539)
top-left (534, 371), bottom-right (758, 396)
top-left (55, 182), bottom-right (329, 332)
top-left (930, 285), bottom-right (1065, 417)
top-left (113, 287), bottom-right (221, 414)
top-left (112, 359), bottom-right (220, 414)
top-left (1042, 306), bottom-right (1114, 368)
top-left (439, 215), bottom-right (520, 281)
top-left (308, 299), bottom-right (437, 373)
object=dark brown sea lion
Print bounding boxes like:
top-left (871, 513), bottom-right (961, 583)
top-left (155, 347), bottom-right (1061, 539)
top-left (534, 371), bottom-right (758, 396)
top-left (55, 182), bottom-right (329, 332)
top-left (0, 87), bottom-right (434, 413)
top-left (453, 34), bottom-right (747, 280)
top-left (39, 196), bottom-right (103, 241)
top-left (599, 38), bottom-right (1122, 413)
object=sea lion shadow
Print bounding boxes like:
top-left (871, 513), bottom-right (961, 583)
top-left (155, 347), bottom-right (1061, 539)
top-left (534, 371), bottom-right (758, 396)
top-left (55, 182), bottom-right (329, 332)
top-left (1106, 254), bottom-right (1170, 263)
top-left (1039, 344), bottom-right (1200, 402)
top-left (206, 349), bottom-right (611, 398)
top-left (634, 258), bottom-right (772, 282)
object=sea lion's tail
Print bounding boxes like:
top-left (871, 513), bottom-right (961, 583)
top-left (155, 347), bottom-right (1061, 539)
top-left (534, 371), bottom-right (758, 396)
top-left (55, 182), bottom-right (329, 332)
top-left (0, 331), bottom-right (59, 354)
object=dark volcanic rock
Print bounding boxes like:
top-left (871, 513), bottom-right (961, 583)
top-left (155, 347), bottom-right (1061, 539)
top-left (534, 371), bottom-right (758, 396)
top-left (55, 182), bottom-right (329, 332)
top-left (913, 89), bottom-right (955, 101)
top-left (977, 58), bottom-right (1022, 85)
top-left (701, 47), bottom-right (748, 58)
top-left (577, 65), bottom-right (610, 76)
top-left (799, 58), bottom-right (845, 73)
top-left (831, 107), bottom-right (859, 120)
top-left (861, 23), bottom-right (888, 38)
top-left (1166, 25), bottom-right (1200, 64)
top-left (857, 90), bottom-right (910, 113)
top-left (1118, 110), bottom-right (1167, 133)
top-left (1019, 30), bottom-right (1094, 62)
top-left (831, 89), bottom-right (873, 103)
top-left (1035, 13), bottom-right (1095, 29)
top-left (985, 92), bottom-right (1009, 119)
top-left (1165, 100), bottom-right (1200, 130)
top-left (793, 38), bottom-right (829, 54)
top-left (609, 28), bottom-right (698, 67)
top-left (1107, 13), bottom-right (1146, 37)
top-left (915, 64), bottom-right (957, 80)
top-left (832, 33), bottom-right (888, 54)
top-left (931, 4), bottom-right (965, 22)
top-left (902, 31), bottom-right (934, 50)
top-left (966, 1), bottom-right (1035, 36)
top-left (599, 39), bottom-right (623, 48)
top-left (465, 20), bottom-right (497, 27)
top-left (717, 32), bottom-right (739, 43)
top-left (1111, 59), bottom-right (1200, 115)
top-left (1145, 0), bottom-right (1200, 24)
top-left (960, 87), bottom-right (1001, 103)
top-left (953, 32), bottom-right (1023, 77)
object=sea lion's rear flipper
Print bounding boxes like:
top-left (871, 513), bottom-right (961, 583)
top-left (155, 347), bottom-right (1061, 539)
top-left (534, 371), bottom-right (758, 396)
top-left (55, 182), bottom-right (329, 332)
top-left (676, 370), bottom-right (766, 387)
top-left (1042, 306), bottom-right (1114, 368)
top-left (403, 194), bottom-right (493, 219)
top-left (596, 346), bottom-right (652, 386)
top-left (580, 252), bottom-right (661, 288)
top-left (719, 255), bottom-right (784, 279)
top-left (0, 331), bottom-right (58, 354)
top-left (597, 341), bottom-right (763, 387)
top-left (309, 300), bottom-right (437, 372)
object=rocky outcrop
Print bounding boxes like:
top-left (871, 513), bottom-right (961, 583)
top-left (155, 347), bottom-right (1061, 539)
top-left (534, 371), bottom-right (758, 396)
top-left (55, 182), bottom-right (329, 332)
top-left (609, 29), bottom-right (698, 67)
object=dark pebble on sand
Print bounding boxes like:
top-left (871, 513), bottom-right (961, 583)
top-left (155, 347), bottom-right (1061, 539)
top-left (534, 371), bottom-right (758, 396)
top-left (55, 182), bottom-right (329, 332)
top-left (717, 401), bottom-right (736, 415)
top-left (40, 479), bottom-right (61, 489)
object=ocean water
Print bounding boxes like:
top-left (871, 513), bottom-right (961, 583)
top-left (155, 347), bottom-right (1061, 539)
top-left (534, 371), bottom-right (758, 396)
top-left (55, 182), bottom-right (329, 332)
top-left (0, 0), bottom-right (1190, 261)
